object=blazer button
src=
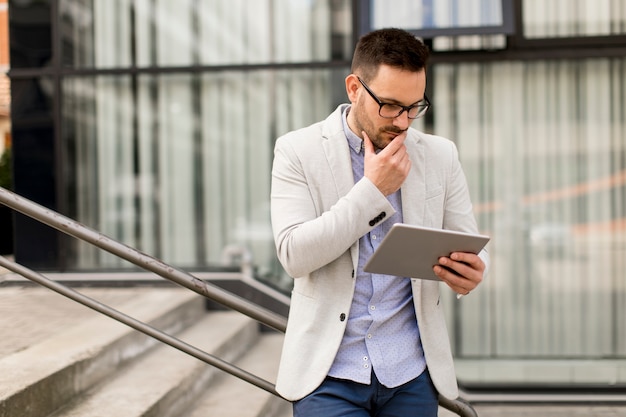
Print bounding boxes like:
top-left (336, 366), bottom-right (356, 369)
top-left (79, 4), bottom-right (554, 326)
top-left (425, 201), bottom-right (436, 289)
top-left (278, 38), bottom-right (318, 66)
top-left (339, 313), bottom-right (346, 322)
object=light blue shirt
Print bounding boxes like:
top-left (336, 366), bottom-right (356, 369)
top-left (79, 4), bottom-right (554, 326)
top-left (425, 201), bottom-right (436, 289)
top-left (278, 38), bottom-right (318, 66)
top-left (327, 106), bottom-right (427, 388)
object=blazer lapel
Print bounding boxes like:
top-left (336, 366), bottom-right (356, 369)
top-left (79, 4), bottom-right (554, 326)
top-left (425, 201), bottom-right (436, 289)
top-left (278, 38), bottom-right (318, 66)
top-left (402, 132), bottom-right (428, 297)
top-left (321, 106), bottom-right (360, 268)
top-left (401, 131), bottom-right (426, 226)
top-left (321, 106), bottom-right (354, 199)
top-left (323, 134), bottom-right (354, 199)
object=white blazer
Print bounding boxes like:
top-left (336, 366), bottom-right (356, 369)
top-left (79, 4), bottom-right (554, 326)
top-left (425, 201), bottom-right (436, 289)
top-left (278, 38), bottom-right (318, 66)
top-left (270, 104), bottom-right (488, 402)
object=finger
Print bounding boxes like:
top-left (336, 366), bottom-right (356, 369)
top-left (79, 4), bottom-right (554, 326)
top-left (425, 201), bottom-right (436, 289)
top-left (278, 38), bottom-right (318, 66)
top-left (438, 273), bottom-right (472, 295)
top-left (439, 258), bottom-right (483, 290)
top-left (434, 264), bottom-right (469, 286)
top-left (450, 252), bottom-right (485, 274)
top-left (362, 131), bottom-right (375, 155)
top-left (433, 263), bottom-right (477, 293)
top-left (439, 256), bottom-right (474, 280)
top-left (380, 130), bottom-right (407, 156)
top-left (397, 146), bottom-right (411, 171)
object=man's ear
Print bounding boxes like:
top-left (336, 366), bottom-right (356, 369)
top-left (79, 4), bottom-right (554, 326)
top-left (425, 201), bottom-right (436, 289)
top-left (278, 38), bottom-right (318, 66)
top-left (345, 74), bottom-right (360, 103)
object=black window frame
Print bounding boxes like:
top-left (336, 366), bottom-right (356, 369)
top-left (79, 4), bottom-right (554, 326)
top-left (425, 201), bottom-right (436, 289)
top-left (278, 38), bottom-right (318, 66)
top-left (356, 0), bottom-right (516, 39)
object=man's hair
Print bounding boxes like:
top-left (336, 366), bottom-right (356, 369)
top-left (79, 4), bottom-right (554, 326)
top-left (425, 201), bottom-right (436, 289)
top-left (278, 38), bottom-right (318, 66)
top-left (351, 28), bottom-right (430, 82)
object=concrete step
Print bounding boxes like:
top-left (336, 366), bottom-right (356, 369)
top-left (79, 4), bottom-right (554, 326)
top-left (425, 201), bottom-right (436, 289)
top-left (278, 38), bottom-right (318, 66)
top-left (48, 311), bottom-right (260, 417)
top-left (0, 288), bottom-right (205, 417)
top-left (186, 332), bottom-right (289, 417)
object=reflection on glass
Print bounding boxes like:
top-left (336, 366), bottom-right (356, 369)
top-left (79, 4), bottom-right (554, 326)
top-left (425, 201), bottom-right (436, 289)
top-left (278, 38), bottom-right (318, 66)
top-left (59, 0), bottom-right (347, 68)
top-left (434, 58), bottom-right (626, 384)
top-left (523, 0), bottom-right (626, 38)
top-left (372, 0), bottom-right (503, 30)
top-left (61, 70), bottom-right (336, 287)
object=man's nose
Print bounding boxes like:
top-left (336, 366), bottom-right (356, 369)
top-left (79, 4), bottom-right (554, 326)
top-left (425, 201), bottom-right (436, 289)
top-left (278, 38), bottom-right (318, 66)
top-left (392, 111), bottom-right (411, 130)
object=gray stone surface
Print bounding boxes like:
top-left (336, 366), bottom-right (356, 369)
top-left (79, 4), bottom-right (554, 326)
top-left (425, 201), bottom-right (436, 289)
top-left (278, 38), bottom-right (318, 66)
top-left (0, 286), bottom-right (144, 357)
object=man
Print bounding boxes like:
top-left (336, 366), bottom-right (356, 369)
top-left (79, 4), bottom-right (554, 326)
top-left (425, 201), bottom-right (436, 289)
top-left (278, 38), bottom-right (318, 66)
top-left (270, 28), bottom-right (489, 416)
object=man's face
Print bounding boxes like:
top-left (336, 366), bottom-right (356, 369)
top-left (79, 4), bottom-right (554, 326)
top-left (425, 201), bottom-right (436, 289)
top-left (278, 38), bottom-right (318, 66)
top-left (347, 65), bottom-right (427, 150)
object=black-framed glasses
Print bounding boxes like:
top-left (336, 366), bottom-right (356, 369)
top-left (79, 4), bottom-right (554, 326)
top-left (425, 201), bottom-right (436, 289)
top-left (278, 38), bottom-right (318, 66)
top-left (357, 76), bottom-right (430, 119)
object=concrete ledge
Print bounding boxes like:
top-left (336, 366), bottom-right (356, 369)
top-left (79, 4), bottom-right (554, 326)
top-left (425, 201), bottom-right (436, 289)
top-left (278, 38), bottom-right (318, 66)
top-left (0, 288), bottom-right (204, 417)
top-left (53, 312), bottom-right (260, 417)
top-left (187, 332), bottom-right (289, 417)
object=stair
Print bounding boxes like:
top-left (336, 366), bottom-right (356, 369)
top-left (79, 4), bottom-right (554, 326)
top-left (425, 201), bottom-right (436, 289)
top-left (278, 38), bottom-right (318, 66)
top-left (0, 286), bottom-right (289, 417)
top-left (186, 332), bottom-right (290, 417)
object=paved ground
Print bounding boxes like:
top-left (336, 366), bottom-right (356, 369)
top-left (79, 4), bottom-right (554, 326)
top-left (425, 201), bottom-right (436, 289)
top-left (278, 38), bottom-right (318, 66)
top-left (2, 262), bottom-right (626, 417)
top-left (449, 405), bottom-right (626, 416)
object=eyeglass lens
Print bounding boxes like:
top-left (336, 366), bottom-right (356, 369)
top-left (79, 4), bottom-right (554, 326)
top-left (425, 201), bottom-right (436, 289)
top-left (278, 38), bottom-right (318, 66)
top-left (379, 103), bottom-right (428, 119)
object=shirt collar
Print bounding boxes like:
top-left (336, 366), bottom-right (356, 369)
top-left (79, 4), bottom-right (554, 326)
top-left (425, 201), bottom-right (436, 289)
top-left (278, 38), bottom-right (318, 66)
top-left (341, 105), bottom-right (363, 155)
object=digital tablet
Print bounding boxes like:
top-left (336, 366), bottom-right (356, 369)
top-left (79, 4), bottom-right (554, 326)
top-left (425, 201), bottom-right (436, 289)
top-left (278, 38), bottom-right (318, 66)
top-left (363, 223), bottom-right (490, 280)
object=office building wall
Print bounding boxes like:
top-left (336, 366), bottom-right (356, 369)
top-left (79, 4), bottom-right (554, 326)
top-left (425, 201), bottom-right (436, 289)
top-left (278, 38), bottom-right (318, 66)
top-left (8, 0), bottom-right (626, 387)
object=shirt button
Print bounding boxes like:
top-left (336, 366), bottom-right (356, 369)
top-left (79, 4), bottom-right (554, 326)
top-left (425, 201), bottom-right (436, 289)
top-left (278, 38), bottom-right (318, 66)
top-left (367, 334), bottom-right (372, 339)
top-left (372, 235), bottom-right (377, 240)
top-left (370, 305), bottom-right (375, 311)
top-left (363, 356), bottom-right (368, 361)
top-left (364, 364), bottom-right (369, 369)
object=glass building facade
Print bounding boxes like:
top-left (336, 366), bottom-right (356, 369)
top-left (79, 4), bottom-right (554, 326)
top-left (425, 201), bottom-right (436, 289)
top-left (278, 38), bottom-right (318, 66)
top-left (8, 0), bottom-right (626, 389)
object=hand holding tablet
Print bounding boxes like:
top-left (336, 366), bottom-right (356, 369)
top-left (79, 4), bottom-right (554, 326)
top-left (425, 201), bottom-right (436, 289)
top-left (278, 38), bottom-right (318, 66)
top-left (363, 223), bottom-right (490, 281)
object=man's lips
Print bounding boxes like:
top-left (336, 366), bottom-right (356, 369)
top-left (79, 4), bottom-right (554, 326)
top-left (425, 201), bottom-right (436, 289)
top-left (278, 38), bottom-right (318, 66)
top-left (384, 129), bottom-right (404, 138)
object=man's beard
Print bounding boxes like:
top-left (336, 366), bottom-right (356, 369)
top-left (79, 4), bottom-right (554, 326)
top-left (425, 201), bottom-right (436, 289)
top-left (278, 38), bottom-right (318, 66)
top-left (353, 105), bottom-right (406, 150)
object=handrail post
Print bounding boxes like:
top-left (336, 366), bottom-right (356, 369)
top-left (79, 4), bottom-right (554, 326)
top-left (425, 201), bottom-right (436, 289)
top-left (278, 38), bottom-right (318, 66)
top-left (221, 244), bottom-right (253, 277)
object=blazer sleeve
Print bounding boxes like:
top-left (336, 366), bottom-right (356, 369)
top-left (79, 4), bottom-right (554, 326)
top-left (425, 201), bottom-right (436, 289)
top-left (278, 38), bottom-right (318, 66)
top-left (270, 129), bottom-right (394, 279)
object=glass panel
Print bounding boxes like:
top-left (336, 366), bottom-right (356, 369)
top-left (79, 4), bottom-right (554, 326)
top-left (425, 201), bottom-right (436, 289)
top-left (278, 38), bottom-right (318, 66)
top-left (371, 0), bottom-right (503, 30)
top-left (370, 0), bottom-right (509, 51)
top-left (432, 34), bottom-right (507, 51)
top-left (523, 0), bottom-right (626, 38)
top-left (10, 76), bottom-right (60, 267)
top-left (61, 69), bottom-right (341, 285)
top-left (8, 0), bottom-right (52, 69)
top-left (433, 57), bottom-right (626, 385)
top-left (59, 0), bottom-right (348, 68)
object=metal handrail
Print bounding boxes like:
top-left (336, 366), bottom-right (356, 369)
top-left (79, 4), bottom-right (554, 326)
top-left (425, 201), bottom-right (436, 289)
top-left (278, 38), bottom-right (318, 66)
top-left (0, 255), bottom-right (279, 396)
top-left (0, 186), bottom-right (478, 417)
top-left (0, 187), bottom-right (287, 332)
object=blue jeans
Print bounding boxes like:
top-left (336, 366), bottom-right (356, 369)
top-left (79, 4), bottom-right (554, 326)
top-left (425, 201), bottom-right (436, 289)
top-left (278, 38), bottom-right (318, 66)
top-left (293, 370), bottom-right (439, 417)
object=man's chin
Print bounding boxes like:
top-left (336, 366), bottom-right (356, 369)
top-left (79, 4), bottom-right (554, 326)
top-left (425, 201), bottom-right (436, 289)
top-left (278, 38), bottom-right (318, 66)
top-left (377, 132), bottom-right (399, 147)
top-left (373, 138), bottom-right (392, 150)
